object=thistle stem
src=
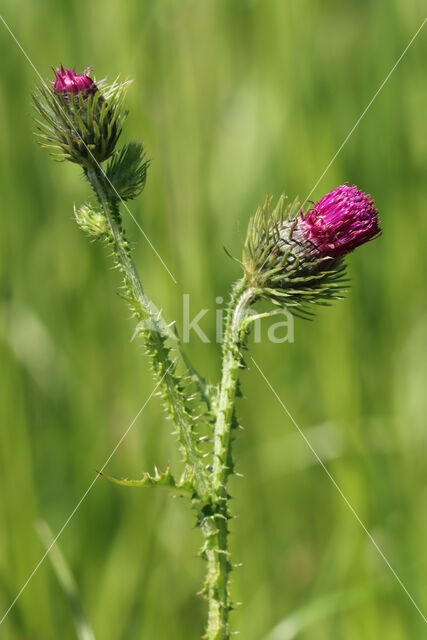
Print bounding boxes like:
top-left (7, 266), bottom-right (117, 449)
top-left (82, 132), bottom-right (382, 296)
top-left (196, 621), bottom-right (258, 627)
top-left (86, 167), bottom-right (209, 500)
top-left (212, 280), bottom-right (254, 496)
top-left (87, 167), bottom-right (255, 638)
top-left (203, 278), bottom-right (254, 640)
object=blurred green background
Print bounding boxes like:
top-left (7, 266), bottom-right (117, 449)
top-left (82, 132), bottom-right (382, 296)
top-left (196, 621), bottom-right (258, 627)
top-left (0, 1), bottom-right (426, 638)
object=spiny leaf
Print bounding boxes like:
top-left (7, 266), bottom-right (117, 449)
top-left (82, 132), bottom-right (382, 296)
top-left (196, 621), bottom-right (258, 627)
top-left (106, 142), bottom-right (150, 201)
top-left (98, 465), bottom-right (194, 498)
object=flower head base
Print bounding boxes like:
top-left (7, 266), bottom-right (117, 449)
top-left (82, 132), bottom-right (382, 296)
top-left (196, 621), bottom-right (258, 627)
top-left (33, 66), bottom-right (130, 166)
top-left (52, 65), bottom-right (97, 95)
top-left (242, 185), bottom-right (381, 316)
top-left (301, 184), bottom-right (381, 258)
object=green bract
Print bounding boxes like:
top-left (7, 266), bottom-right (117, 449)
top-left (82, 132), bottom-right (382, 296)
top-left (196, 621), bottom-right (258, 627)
top-left (74, 202), bottom-right (109, 239)
top-left (32, 77), bottom-right (130, 166)
top-left (242, 195), bottom-right (348, 317)
top-left (106, 142), bottom-right (150, 201)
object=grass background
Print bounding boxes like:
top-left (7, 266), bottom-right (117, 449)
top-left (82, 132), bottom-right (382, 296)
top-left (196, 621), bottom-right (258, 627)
top-left (0, 1), bottom-right (426, 638)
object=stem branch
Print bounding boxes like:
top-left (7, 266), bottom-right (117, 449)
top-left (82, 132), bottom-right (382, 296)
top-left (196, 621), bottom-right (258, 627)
top-left (87, 167), bottom-right (209, 499)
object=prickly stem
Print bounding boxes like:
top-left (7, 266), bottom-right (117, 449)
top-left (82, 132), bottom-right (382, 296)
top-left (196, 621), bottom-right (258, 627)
top-left (86, 166), bottom-right (209, 500)
top-left (202, 278), bottom-right (254, 639)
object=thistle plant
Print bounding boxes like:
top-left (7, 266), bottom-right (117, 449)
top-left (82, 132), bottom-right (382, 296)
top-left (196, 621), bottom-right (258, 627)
top-left (32, 66), bottom-right (381, 640)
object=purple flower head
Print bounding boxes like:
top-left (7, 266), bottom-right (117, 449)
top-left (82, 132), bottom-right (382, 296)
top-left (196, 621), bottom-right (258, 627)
top-left (52, 65), bottom-right (96, 95)
top-left (300, 184), bottom-right (381, 259)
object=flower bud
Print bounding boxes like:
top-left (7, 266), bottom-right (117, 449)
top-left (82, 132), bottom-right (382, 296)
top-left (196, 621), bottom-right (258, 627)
top-left (52, 66), bottom-right (97, 95)
top-left (33, 66), bottom-right (130, 166)
top-left (242, 185), bottom-right (381, 313)
top-left (74, 202), bottom-right (109, 238)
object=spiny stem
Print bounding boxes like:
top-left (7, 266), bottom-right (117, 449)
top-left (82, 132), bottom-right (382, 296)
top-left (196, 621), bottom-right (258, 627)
top-left (203, 278), bottom-right (254, 640)
top-left (87, 167), bottom-right (255, 638)
top-left (202, 513), bottom-right (232, 640)
top-left (212, 279), bottom-right (254, 497)
top-left (86, 167), bottom-right (209, 500)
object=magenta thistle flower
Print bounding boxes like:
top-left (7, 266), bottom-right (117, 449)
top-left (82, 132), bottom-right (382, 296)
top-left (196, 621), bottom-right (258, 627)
top-left (52, 65), bottom-right (96, 95)
top-left (300, 184), bottom-right (381, 258)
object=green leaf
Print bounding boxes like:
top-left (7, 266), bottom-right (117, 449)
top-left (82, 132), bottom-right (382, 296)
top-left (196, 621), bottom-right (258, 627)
top-left (179, 343), bottom-right (217, 417)
top-left (106, 142), bottom-right (150, 201)
top-left (99, 465), bottom-right (194, 498)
